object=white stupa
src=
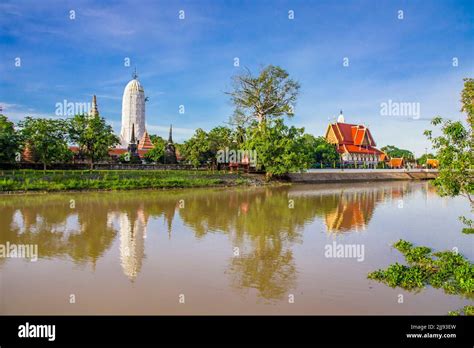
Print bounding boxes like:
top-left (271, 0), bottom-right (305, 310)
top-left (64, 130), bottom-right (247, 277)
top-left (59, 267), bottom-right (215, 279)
top-left (120, 70), bottom-right (146, 147)
top-left (337, 110), bottom-right (345, 123)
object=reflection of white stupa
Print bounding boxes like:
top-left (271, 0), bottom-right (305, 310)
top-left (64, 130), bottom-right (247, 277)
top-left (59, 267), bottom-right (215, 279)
top-left (120, 70), bottom-right (146, 147)
top-left (118, 210), bottom-right (147, 281)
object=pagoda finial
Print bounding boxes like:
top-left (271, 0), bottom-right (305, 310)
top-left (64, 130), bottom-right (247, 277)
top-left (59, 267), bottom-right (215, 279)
top-left (168, 124), bottom-right (173, 143)
top-left (132, 67), bottom-right (138, 80)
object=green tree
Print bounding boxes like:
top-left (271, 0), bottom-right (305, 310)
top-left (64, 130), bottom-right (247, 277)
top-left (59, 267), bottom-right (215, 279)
top-left (302, 134), bottom-right (340, 167)
top-left (424, 78), bottom-right (474, 233)
top-left (144, 135), bottom-right (166, 163)
top-left (68, 114), bottom-right (119, 169)
top-left (380, 145), bottom-right (414, 160)
top-left (18, 117), bottom-right (72, 170)
top-left (232, 125), bottom-right (246, 147)
top-left (181, 128), bottom-right (211, 168)
top-left (244, 119), bottom-right (311, 177)
top-left (227, 65), bottom-right (300, 127)
top-left (0, 114), bottom-right (21, 163)
top-left (208, 126), bottom-right (233, 167)
top-left (181, 127), bottom-right (233, 168)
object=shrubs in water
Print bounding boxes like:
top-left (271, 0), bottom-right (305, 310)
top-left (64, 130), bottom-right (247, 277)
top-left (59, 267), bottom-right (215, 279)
top-left (448, 305), bottom-right (474, 316)
top-left (368, 239), bottom-right (473, 297)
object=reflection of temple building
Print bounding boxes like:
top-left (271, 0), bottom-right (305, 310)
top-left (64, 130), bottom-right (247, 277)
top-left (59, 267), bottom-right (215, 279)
top-left (323, 184), bottom-right (407, 233)
top-left (108, 209), bottom-right (148, 281)
top-left (325, 191), bottom-right (376, 232)
top-left (325, 200), bottom-right (367, 232)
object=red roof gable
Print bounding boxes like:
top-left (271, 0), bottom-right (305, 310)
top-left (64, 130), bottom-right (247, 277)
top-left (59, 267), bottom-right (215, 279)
top-left (332, 122), bottom-right (376, 146)
top-left (327, 121), bottom-right (381, 156)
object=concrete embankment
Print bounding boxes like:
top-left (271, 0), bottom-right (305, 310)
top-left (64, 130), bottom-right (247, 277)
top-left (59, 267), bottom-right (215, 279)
top-left (286, 169), bottom-right (438, 183)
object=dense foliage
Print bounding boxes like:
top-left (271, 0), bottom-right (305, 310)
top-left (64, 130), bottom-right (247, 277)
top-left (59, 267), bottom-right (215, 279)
top-left (302, 134), bottom-right (340, 167)
top-left (0, 114), bottom-right (21, 163)
top-left (69, 114), bottom-right (120, 169)
top-left (244, 119), bottom-right (312, 176)
top-left (180, 126), bottom-right (234, 168)
top-left (424, 78), bottom-right (474, 233)
top-left (144, 135), bottom-right (166, 163)
top-left (17, 117), bottom-right (72, 170)
top-left (181, 128), bottom-right (214, 168)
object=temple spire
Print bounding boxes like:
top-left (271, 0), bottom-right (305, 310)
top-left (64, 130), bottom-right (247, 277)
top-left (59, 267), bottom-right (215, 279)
top-left (132, 67), bottom-right (138, 80)
top-left (164, 124), bottom-right (177, 164)
top-left (90, 95), bottom-right (99, 117)
top-left (130, 123), bottom-right (136, 143)
top-left (168, 124), bottom-right (173, 143)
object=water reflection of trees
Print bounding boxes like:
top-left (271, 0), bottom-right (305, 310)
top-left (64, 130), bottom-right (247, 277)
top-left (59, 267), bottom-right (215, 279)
top-left (0, 182), bottom-right (413, 298)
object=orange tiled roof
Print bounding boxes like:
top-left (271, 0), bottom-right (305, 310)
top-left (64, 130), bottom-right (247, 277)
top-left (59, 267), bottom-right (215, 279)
top-left (329, 122), bottom-right (376, 146)
top-left (426, 159), bottom-right (439, 167)
top-left (337, 144), bottom-right (383, 155)
top-left (108, 148), bottom-right (149, 158)
top-left (388, 158), bottom-right (404, 167)
top-left (70, 146), bottom-right (151, 159)
top-left (108, 148), bottom-right (128, 156)
top-left (138, 131), bottom-right (154, 150)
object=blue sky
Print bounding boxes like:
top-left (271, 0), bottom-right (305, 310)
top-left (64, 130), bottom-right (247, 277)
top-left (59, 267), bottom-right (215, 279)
top-left (1, 0), bottom-right (473, 156)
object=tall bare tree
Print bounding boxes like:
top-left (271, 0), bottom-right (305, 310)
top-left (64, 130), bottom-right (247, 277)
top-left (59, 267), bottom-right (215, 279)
top-left (226, 65), bottom-right (300, 127)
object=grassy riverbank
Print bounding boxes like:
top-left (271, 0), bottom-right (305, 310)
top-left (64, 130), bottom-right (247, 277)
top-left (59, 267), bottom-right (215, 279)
top-left (0, 169), bottom-right (261, 192)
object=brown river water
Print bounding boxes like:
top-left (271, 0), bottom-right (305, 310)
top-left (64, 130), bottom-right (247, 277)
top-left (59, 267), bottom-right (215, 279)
top-left (0, 181), bottom-right (472, 314)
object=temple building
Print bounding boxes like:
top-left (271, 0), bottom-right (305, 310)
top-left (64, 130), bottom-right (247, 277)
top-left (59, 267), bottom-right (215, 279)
top-left (70, 91), bottom-right (155, 162)
top-left (325, 111), bottom-right (385, 167)
top-left (108, 123), bottom-right (155, 161)
top-left (27, 72), bottom-right (166, 165)
top-left (120, 71), bottom-right (146, 148)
